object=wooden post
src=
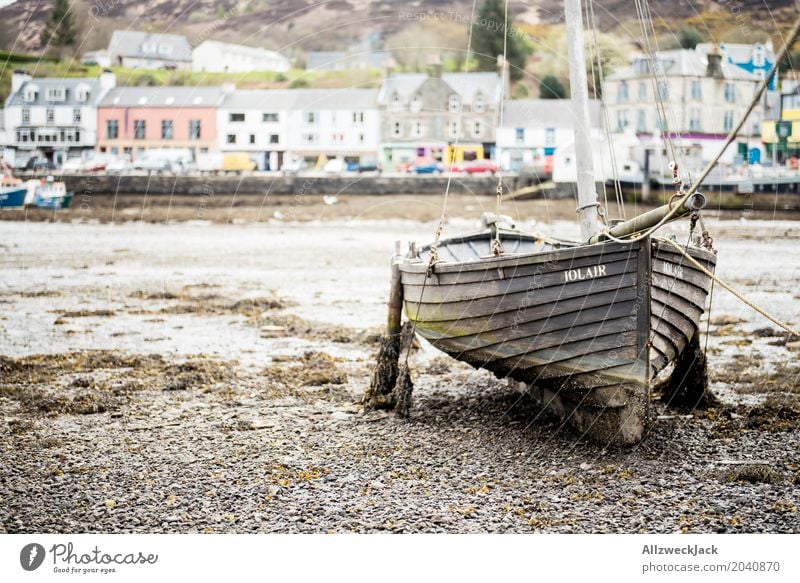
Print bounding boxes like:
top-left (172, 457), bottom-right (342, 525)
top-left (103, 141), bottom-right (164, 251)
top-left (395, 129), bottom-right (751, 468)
top-left (386, 248), bottom-right (403, 337)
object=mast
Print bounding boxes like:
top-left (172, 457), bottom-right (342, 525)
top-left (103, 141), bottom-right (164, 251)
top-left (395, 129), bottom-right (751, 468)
top-left (565, 0), bottom-right (601, 241)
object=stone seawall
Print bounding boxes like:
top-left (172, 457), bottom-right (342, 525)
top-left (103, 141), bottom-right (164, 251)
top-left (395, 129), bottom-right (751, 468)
top-left (59, 173), bottom-right (555, 197)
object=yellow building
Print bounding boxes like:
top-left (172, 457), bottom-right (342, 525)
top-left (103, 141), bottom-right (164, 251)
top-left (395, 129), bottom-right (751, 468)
top-left (761, 87), bottom-right (800, 157)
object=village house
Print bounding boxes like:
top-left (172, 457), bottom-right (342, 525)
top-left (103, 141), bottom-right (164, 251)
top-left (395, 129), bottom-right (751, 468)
top-left (3, 71), bottom-right (116, 166)
top-left (96, 86), bottom-right (228, 161)
top-left (603, 47), bottom-right (767, 174)
top-left (376, 63), bottom-right (507, 169)
top-left (696, 42), bottom-right (776, 90)
top-left (193, 41), bottom-right (291, 73)
top-left (495, 99), bottom-right (602, 173)
top-left (107, 30), bottom-right (192, 70)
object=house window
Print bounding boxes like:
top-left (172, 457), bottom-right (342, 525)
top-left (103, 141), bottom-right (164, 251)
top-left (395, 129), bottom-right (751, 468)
top-left (616, 110), bottom-right (628, 132)
top-left (413, 120), bottom-right (423, 138)
top-left (751, 112), bottom-right (760, 135)
top-left (359, 133), bottom-right (365, 143)
top-left (46, 88), bottom-right (65, 101)
top-left (448, 120), bottom-right (459, 138)
top-left (473, 93), bottom-right (485, 113)
top-left (189, 120), bottom-right (201, 140)
top-left (352, 111), bottom-right (365, 124)
top-left (73, 108), bottom-right (81, 123)
top-left (691, 80), bottom-right (702, 101)
top-left (269, 134), bottom-right (279, 144)
top-left (724, 83), bottom-right (735, 103)
top-left (22, 109), bottom-right (30, 123)
top-left (390, 92), bottom-right (402, 112)
top-left (161, 120), bottom-right (174, 139)
top-left (46, 109), bottom-right (54, 123)
top-left (134, 120), bottom-right (146, 139)
top-left (472, 120), bottom-right (482, 138)
top-left (545, 128), bottom-right (555, 146)
top-left (106, 119), bottom-right (119, 139)
top-left (657, 81), bottom-right (669, 101)
top-left (448, 95), bottom-right (460, 113)
top-left (305, 111), bottom-right (317, 124)
top-left (227, 134), bottom-right (236, 144)
top-left (515, 128), bottom-right (524, 144)
top-left (637, 110), bottom-right (647, 132)
top-left (302, 133), bottom-right (317, 143)
top-left (723, 111), bottom-right (734, 132)
top-left (391, 121), bottom-right (402, 138)
top-left (617, 82), bottom-right (628, 103)
top-left (689, 109), bottom-right (701, 131)
top-left (229, 113), bottom-right (245, 122)
top-left (262, 113), bottom-right (278, 122)
top-left (410, 94), bottom-right (422, 112)
top-left (638, 82), bottom-right (646, 100)
top-left (249, 134), bottom-right (256, 144)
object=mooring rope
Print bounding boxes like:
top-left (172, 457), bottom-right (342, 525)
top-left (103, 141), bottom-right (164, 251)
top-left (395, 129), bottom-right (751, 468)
top-left (656, 236), bottom-right (800, 337)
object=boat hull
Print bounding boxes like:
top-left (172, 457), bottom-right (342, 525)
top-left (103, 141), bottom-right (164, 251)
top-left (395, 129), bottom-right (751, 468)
top-left (36, 193), bottom-right (73, 209)
top-left (399, 235), bottom-right (716, 444)
top-left (0, 186), bottom-right (28, 209)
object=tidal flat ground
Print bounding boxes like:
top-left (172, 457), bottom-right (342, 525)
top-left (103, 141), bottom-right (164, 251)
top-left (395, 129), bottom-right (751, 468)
top-left (1, 194), bottom-right (798, 533)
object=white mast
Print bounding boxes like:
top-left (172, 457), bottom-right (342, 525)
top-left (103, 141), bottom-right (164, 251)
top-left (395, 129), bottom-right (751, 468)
top-left (565, 0), bottom-right (601, 241)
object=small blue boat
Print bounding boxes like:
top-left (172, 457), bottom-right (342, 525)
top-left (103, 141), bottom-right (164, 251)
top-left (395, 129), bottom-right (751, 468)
top-left (0, 186), bottom-right (27, 209)
top-left (34, 179), bottom-right (73, 210)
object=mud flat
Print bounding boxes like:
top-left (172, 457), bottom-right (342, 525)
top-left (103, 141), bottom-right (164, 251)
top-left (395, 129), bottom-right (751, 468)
top-left (0, 210), bottom-right (798, 533)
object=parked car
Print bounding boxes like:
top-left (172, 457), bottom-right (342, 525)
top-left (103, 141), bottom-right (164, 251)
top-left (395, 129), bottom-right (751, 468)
top-left (281, 156), bottom-right (307, 175)
top-left (453, 159), bottom-right (499, 175)
top-left (23, 157), bottom-right (57, 172)
top-left (411, 159), bottom-right (444, 174)
top-left (353, 159), bottom-right (381, 173)
top-left (323, 158), bottom-right (347, 174)
top-left (60, 158), bottom-right (84, 173)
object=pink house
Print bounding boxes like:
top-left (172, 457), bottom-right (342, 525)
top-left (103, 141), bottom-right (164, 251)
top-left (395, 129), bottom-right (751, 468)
top-left (96, 86), bottom-right (226, 160)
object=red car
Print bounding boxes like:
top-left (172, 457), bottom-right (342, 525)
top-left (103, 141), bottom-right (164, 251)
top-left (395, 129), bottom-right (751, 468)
top-left (453, 159), bottom-right (499, 175)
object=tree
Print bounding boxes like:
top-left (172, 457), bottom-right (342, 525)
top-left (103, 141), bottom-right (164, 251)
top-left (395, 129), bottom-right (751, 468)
top-left (40, 0), bottom-right (77, 51)
top-left (539, 75), bottom-right (566, 99)
top-left (677, 26), bottom-right (704, 50)
top-left (471, 0), bottom-right (529, 80)
top-left (511, 82), bottom-right (529, 99)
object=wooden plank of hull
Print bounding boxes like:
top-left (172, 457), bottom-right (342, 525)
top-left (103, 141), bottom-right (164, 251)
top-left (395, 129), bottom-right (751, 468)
top-left (417, 293), bottom-right (638, 343)
top-left (404, 273), bottom-right (637, 322)
top-left (651, 299), bottom-right (698, 340)
top-left (400, 250), bottom-right (636, 286)
top-left (651, 287), bottom-right (703, 322)
top-left (402, 257), bottom-right (635, 304)
top-left (651, 272), bottom-right (709, 309)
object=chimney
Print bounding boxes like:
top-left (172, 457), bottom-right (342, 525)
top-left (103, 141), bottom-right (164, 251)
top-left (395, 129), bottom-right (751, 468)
top-left (99, 70), bottom-right (116, 91)
top-left (11, 70), bottom-right (31, 94)
top-left (427, 55), bottom-right (442, 79)
top-left (705, 46), bottom-right (724, 79)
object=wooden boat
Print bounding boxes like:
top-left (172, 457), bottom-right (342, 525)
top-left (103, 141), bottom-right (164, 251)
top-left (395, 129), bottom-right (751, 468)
top-left (397, 219), bottom-right (716, 444)
top-left (34, 178), bottom-right (73, 210)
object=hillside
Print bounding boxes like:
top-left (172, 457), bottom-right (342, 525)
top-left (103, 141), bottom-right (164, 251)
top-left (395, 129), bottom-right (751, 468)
top-left (0, 0), bottom-right (797, 57)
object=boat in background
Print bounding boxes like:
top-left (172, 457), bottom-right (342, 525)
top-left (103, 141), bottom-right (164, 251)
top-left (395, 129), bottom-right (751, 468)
top-left (34, 177), bottom-right (73, 210)
top-left (1, 160), bottom-right (27, 209)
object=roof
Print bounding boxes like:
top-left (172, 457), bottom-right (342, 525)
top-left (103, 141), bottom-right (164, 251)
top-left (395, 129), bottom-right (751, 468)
top-left (501, 99), bottom-right (602, 129)
top-left (607, 49), bottom-right (762, 82)
top-left (108, 30), bottom-right (192, 62)
top-left (222, 88), bottom-right (379, 110)
top-left (99, 86), bottom-right (226, 108)
top-left (377, 71), bottom-right (503, 105)
top-left (6, 77), bottom-right (103, 107)
top-left (193, 41), bottom-right (289, 64)
top-left (696, 42), bottom-right (775, 65)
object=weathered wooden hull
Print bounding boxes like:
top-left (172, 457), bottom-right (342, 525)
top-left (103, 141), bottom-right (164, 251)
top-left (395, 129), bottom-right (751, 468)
top-left (399, 231), bottom-right (716, 444)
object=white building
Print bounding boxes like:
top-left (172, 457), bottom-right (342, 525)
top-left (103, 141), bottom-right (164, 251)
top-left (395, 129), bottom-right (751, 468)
top-left (107, 30), bottom-right (192, 70)
top-left (218, 88), bottom-right (380, 170)
top-left (3, 71), bottom-right (116, 166)
top-left (193, 41), bottom-right (290, 73)
top-left (603, 48), bottom-right (765, 173)
top-left (496, 99), bottom-right (602, 173)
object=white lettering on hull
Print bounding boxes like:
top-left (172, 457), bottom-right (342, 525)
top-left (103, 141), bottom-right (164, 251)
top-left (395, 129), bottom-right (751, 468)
top-left (662, 262), bottom-right (684, 279)
top-left (563, 264), bottom-right (607, 282)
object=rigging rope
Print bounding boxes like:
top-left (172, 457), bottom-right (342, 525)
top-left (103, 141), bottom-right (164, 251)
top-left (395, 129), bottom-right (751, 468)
top-left (656, 236), bottom-right (800, 337)
top-left (429, 0), bottom-right (481, 265)
top-left (491, 0), bottom-right (511, 256)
